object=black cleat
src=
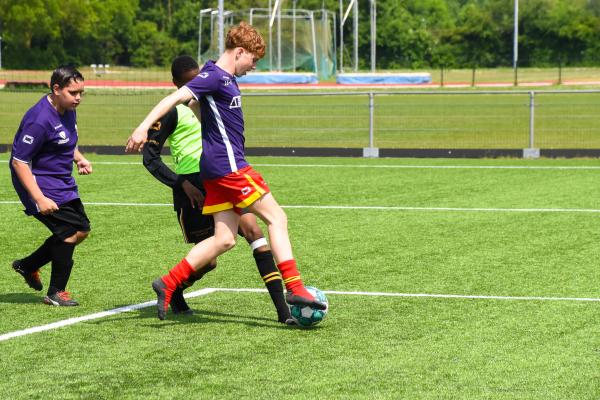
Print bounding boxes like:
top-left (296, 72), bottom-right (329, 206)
top-left (277, 307), bottom-right (293, 324)
top-left (152, 278), bottom-right (173, 320)
top-left (170, 288), bottom-right (193, 315)
top-left (286, 292), bottom-right (327, 310)
top-left (12, 260), bottom-right (43, 291)
top-left (43, 291), bottom-right (79, 306)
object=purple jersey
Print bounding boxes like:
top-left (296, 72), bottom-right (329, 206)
top-left (10, 96), bottom-right (79, 215)
top-left (183, 60), bottom-right (249, 180)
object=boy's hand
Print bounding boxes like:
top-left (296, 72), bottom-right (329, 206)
top-left (126, 128), bottom-right (148, 153)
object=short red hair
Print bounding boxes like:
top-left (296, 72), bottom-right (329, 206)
top-left (225, 22), bottom-right (266, 59)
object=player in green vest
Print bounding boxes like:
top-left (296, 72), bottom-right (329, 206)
top-left (142, 55), bottom-right (292, 323)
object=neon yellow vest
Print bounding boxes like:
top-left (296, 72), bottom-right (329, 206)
top-left (167, 104), bottom-right (202, 175)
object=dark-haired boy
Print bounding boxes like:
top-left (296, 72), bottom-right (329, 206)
top-left (10, 66), bottom-right (92, 306)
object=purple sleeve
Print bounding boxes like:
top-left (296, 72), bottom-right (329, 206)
top-left (184, 72), bottom-right (221, 100)
top-left (12, 122), bottom-right (47, 163)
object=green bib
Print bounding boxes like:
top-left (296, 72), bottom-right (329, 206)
top-left (167, 104), bottom-right (202, 175)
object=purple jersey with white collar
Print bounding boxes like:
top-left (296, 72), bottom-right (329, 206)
top-left (183, 60), bottom-right (249, 180)
top-left (10, 96), bottom-right (79, 215)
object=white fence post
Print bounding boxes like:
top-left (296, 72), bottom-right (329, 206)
top-left (523, 91), bottom-right (540, 158)
top-left (363, 92), bottom-right (379, 158)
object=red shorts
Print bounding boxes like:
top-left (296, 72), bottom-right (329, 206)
top-left (202, 166), bottom-right (270, 215)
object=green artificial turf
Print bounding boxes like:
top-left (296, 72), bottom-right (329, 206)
top-left (1, 155), bottom-right (600, 399)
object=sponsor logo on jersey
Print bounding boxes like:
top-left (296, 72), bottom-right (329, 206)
top-left (223, 77), bottom-right (232, 86)
top-left (230, 96), bottom-right (242, 109)
top-left (198, 72), bottom-right (209, 79)
top-left (57, 131), bottom-right (70, 144)
top-left (22, 135), bottom-right (34, 144)
top-left (241, 186), bottom-right (251, 195)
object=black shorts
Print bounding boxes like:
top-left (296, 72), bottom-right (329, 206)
top-left (174, 174), bottom-right (214, 244)
top-left (33, 198), bottom-right (91, 241)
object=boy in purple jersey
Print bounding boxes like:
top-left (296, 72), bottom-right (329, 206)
top-left (127, 22), bottom-right (325, 320)
top-left (141, 55), bottom-right (293, 323)
top-left (10, 66), bottom-right (92, 306)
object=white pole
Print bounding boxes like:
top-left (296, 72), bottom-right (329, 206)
top-left (277, 2), bottom-right (282, 71)
top-left (293, 0), bottom-right (297, 71)
top-left (339, 0), bottom-right (344, 73)
top-left (370, 0), bottom-right (376, 72)
top-left (269, 0), bottom-right (282, 27)
top-left (198, 10), bottom-right (202, 62)
top-left (513, 0), bottom-right (518, 70)
top-left (269, 0), bottom-right (273, 70)
top-left (353, 0), bottom-right (358, 71)
top-left (342, 0), bottom-right (354, 24)
top-left (198, 9), bottom-right (211, 62)
top-left (218, 0), bottom-right (224, 55)
top-left (310, 11), bottom-right (318, 74)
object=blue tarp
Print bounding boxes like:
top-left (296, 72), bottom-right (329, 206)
top-left (336, 73), bottom-right (431, 85)
top-left (237, 72), bottom-right (319, 84)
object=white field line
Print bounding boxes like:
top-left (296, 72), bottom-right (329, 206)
top-left (2, 287), bottom-right (600, 343)
top-left (0, 288), bottom-right (217, 342)
top-left (1, 159), bottom-right (600, 170)
top-left (1, 200), bottom-right (600, 213)
top-left (219, 287), bottom-right (600, 302)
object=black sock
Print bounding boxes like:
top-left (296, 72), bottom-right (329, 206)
top-left (254, 250), bottom-right (291, 322)
top-left (181, 262), bottom-right (216, 289)
top-left (48, 241), bottom-right (76, 295)
top-left (20, 235), bottom-right (56, 272)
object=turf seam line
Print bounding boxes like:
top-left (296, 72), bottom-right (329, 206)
top-left (2, 288), bottom-right (600, 343)
top-left (3, 200), bottom-right (600, 213)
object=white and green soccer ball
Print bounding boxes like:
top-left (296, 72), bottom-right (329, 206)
top-left (290, 286), bottom-right (329, 327)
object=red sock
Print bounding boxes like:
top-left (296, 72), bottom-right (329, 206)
top-left (162, 258), bottom-right (195, 290)
top-left (277, 259), bottom-right (312, 299)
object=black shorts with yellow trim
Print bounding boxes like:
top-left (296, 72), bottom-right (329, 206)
top-left (173, 177), bottom-right (214, 244)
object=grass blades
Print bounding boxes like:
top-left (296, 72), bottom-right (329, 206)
top-left (1, 155), bottom-right (600, 399)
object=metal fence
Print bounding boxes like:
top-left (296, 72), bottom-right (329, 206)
top-left (242, 90), bottom-right (600, 157)
top-left (1, 89), bottom-right (600, 158)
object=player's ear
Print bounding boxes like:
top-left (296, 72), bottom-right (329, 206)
top-left (52, 84), bottom-right (61, 96)
top-left (235, 47), bottom-right (244, 60)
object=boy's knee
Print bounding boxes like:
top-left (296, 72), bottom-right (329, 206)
top-left (240, 224), bottom-right (264, 243)
top-left (216, 235), bottom-right (237, 252)
top-left (64, 231), bottom-right (89, 244)
top-left (78, 231), bottom-right (89, 241)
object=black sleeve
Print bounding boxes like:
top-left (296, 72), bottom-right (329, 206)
top-left (142, 107), bottom-right (185, 188)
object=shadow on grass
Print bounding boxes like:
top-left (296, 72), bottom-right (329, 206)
top-left (91, 304), bottom-right (293, 329)
top-left (0, 292), bottom-right (42, 304)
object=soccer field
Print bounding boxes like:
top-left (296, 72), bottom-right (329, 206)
top-left (1, 155), bottom-right (600, 399)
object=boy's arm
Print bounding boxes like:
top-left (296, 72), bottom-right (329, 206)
top-left (73, 147), bottom-right (92, 175)
top-left (126, 87), bottom-right (193, 153)
top-left (142, 108), bottom-right (182, 188)
top-left (11, 159), bottom-right (58, 214)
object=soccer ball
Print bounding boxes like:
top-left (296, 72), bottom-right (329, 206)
top-left (289, 286), bottom-right (329, 327)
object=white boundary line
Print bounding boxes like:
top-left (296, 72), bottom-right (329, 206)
top-left (2, 159), bottom-right (600, 170)
top-left (219, 287), bottom-right (600, 302)
top-left (2, 200), bottom-right (600, 213)
top-left (2, 287), bottom-right (600, 343)
top-left (0, 288), bottom-right (217, 342)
